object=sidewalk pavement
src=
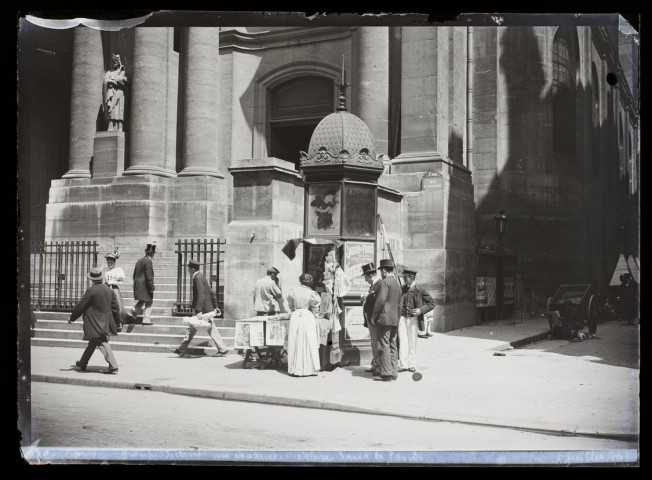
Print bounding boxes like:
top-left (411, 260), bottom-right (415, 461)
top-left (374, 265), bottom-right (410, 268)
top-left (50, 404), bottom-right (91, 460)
top-left (30, 317), bottom-right (640, 440)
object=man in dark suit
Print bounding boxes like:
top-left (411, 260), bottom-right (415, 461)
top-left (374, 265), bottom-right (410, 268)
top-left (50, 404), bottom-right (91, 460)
top-left (360, 262), bottom-right (380, 375)
top-left (69, 267), bottom-right (121, 374)
top-left (370, 259), bottom-right (402, 382)
top-left (173, 258), bottom-right (229, 357)
top-left (398, 268), bottom-right (436, 373)
top-left (132, 242), bottom-right (156, 325)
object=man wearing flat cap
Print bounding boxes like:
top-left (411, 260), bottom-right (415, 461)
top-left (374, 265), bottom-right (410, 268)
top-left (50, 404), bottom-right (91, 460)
top-left (68, 267), bottom-right (121, 374)
top-left (360, 262), bottom-right (381, 374)
top-left (174, 258), bottom-right (228, 357)
top-left (132, 242), bottom-right (156, 325)
top-left (253, 266), bottom-right (285, 316)
top-left (370, 258), bottom-right (402, 381)
top-left (398, 267), bottom-right (436, 373)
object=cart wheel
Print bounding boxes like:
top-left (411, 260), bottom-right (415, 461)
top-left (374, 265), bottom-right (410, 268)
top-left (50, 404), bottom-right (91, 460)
top-left (587, 295), bottom-right (596, 321)
top-left (547, 297), bottom-right (553, 311)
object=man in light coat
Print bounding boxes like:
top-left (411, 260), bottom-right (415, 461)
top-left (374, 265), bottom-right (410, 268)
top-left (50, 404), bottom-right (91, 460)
top-left (174, 258), bottom-right (229, 357)
top-left (370, 259), bottom-right (402, 382)
top-left (132, 242), bottom-right (156, 325)
top-left (69, 267), bottom-right (121, 374)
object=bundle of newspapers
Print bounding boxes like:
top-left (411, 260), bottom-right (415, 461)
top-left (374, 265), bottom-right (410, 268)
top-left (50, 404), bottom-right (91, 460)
top-left (182, 308), bottom-right (221, 328)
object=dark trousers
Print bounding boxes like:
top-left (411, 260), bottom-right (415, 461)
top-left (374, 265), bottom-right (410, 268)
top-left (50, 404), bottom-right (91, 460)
top-left (376, 324), bottom-right (398, 378)
top-left (79, 335), bottom-right (118, 369)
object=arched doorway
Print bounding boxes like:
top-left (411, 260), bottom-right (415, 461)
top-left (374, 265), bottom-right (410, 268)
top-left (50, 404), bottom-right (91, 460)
top-left (268, 75), bottom-right (335, 170)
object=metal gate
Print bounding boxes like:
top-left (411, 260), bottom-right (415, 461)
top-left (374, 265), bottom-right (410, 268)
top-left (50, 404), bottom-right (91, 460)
top-left (174, 238), bottom-right (225, 316)
top-left (30, 241), bottom-right (99, 311)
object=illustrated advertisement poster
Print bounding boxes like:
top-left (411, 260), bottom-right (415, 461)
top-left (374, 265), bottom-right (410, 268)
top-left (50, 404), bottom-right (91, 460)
top-left (503, 277), bottom-right (514, 304)
top-left (234, 322), bottom-right (251, 349)
top-left (343, 184), bottom-right (375, 238)
top-left (344, 306), bottom-right (370, 341)
top-left (307, 183), bottom-right (341, 236)
top-left (475, 276), bottom-right (496, 307)
top-left (266, 320), bottom-right (289, 346)
top-left (343, 241), bottom-right (375, 295)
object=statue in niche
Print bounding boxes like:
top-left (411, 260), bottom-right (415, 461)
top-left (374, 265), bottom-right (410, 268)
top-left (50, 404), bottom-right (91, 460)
top-left (103, 54), bottom-right (127, 132)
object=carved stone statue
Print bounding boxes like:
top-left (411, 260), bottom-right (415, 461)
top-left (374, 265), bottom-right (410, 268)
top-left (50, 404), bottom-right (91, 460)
top-left (103, 54), bottom-right (127, 132)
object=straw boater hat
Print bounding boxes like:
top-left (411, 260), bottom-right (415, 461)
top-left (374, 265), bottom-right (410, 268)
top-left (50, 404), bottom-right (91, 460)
top-left (87, 267), bottom-right (104, 283)
top-left (187, 258), bottom-right (200, 270)
top-left (267, 266), bottom-right (280, 274)
top-left (402, 268), bottom-right (417, 277)
top-left (361, 263), bottom-right (377, 276)
top-left (378, 259), bottom-right (395, 270)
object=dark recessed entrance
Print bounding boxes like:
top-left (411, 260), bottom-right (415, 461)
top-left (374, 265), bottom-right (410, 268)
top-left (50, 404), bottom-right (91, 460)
top-left (268, 75), bottom-right (335, 170)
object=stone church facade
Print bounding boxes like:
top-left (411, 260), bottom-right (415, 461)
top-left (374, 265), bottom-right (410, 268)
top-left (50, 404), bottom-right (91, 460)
top-left (19, 16), bottom-right (639, 332)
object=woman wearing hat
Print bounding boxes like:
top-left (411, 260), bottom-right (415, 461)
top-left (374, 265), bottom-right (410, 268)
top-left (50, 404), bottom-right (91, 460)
top-left (103, 249), bottom-right (126, 332)
top-left (286, 273), bottom-right (322, 376)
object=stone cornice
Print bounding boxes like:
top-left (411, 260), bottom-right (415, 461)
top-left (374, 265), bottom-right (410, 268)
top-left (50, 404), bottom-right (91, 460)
top-left (219, 26), bottom-right (352, 52)
top-left (393, 152), bottom-right (472, 174)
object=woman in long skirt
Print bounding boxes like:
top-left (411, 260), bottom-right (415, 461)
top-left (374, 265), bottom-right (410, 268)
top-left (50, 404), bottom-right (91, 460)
top-left (287, 273), bottom-right (322, 376)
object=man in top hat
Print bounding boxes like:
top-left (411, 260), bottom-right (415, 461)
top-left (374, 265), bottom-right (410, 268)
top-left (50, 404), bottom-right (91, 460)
top-left (397, 267), bottom-right (436, 373)
top-left (370, 258), bottom-right (402, 381)
top-left (68, 267), bottom-right (121, 373)
top-left (132, 242), bottom-right (156, 325)
top-left (253, 266), bottom-right (285, 316)
top-left (173, 258), bottom-right (229, 357)
top-left (360, 262), bottom-right (381, 374)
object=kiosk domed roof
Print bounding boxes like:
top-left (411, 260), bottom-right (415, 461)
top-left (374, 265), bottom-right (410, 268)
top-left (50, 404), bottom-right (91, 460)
top-left (306, 110), bottom-right (377, 160)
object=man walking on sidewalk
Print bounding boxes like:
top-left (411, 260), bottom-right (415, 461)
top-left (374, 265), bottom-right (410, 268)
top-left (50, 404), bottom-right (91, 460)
top-left (132, 242), bottom-right (156, 325)
top-left (68, 267), bottom-right (120, 374)
top-left (174, 258), bottom-right (229, 357)
top-left (397, 268), bottom-right (436, 373)
top-left (370, 259), bottom-right (402, 382)
top-left (360, 262), bottom-right (381, 375)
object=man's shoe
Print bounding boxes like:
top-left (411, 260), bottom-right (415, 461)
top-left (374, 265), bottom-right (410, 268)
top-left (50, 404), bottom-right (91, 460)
top-left (373, 375), bottom-right (393, 382)
top-left (408, 367), bottom-right (416, 373)
top-left (75, 361), bottom-right (86, 371)
top-left (103, 367), bottom-right (119, 374)
top-left (141, 322), bottom-right (154, 326)
top-left (418, 334), bottom-right (429, 339)
top-left (398, 367), bottom-right (409, 372)
top-left (217, 349), bottom-right (229, 356)
top-left (425, 332), bottom-right (433, 337)
top-left (364, 367), bottom-right (375, 372)
top-left (172, 348), bottom-right (184, 357)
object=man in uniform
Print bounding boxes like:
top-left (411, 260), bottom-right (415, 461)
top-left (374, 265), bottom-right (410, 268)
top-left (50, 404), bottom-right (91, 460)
top-left (397, 268), bottom-right (436, 373)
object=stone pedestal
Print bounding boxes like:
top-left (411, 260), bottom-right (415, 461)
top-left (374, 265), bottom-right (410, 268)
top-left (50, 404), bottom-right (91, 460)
top-left (225, 158), bottom-right (304, 321)
top-left (92, 132), bottom-right (125, 178)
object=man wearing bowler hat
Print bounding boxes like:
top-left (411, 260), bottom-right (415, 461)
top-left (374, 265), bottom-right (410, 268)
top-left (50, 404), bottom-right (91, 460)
top-left (68, 267), bottom-right (121, 374)
top-left (360, 262), bottom-right (381, 375)
top-left (253, 266), bottom-right (285, 316)
top-left (132, 242), bottom-right (156, 325)
top-left (173, 258), bottom-right (229, 357)
top-left (398, 267), bottom-right (436, 373)
top-left (370, 258), bottom-right (402, 381)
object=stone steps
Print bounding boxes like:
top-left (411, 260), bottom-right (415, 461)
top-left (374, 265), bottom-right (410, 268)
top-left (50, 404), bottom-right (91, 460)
top-left (32, 313), bottom-right (236, 352)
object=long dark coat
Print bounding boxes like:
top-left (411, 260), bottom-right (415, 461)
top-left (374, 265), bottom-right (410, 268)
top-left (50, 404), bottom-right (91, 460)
top-left (133, 255), bottom-right (155, 302)
top-left (69, 283), bottom-right (120, 339)
top-left (192, 271), bottom-right (216, 314)
top-left (362, 279), bottom-right (380, 326)
top-left (370, 275), bottom-right (402, 327)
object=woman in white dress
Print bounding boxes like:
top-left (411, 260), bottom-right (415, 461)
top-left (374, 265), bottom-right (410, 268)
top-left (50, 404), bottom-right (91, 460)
top-left (103, 249), bottom-right (126, 332)
top-left (287, 273), bottom-right (322, 376)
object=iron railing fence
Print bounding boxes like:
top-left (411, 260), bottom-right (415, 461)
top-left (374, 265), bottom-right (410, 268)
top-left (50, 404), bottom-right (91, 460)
top-left (30, 241), bottom-right (99, 312)
top-left (174, 238), bottom-right (225, 317)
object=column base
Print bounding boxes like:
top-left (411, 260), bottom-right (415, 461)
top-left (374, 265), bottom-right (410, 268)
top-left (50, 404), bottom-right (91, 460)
top-left (123, 166), bottom-right (177, 178)
top-left (61, 169), bottom-right (91, 179)
top-left (177, 166), bottom-right (224, 178)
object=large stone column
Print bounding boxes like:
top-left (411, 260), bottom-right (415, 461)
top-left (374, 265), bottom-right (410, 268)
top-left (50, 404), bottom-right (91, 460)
top-left (178, 27), bottom-right (222, 177)
top-left (354, 27), bottom-right (390, 157)
top-left (124, 27), bottom-right (176, 177)
top-left (62, 27), bottom-right (103, 179)
top-left (393, 26), bottom-right (452, 171)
